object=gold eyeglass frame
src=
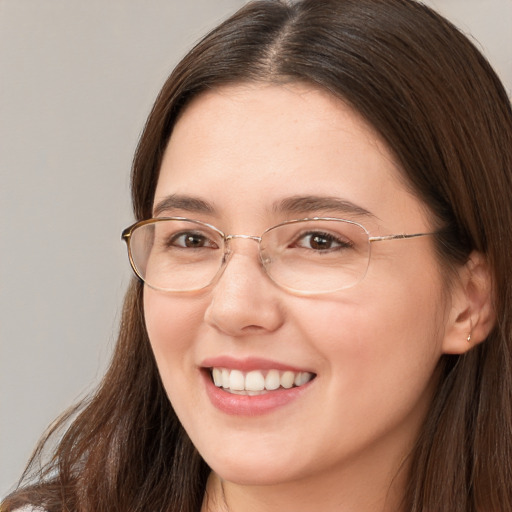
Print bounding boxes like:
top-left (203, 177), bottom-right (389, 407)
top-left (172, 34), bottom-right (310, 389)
top-left (122, 216), bottom-right (435, 295)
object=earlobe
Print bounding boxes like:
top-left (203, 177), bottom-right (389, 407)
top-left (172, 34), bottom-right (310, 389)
top-left (442, 251), bottom-right (496, 355)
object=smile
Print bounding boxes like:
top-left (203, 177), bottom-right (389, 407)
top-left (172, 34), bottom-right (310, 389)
top-left (210, 368), bottom-right (315, 395)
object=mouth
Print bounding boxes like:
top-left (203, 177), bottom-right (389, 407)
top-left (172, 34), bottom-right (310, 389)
top-left (209, 367), bottom-right (316, 396)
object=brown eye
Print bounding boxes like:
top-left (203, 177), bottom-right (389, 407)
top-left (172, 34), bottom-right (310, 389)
top-left (294, 231), bottom-right (352, 252)
top-left (309, 234), bottom-right (333, 250)
top-left (170, 232), bottom-right (217, 249)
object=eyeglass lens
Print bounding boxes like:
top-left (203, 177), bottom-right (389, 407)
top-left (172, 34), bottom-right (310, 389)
top-left (127, 218), bottom-right (371, 293)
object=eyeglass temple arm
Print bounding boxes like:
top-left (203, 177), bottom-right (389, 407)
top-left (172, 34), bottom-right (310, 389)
top-left (369, 232), bottom-right (435, 243)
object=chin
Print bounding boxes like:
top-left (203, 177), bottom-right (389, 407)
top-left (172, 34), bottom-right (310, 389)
top-left (213, 465), bottom-right (295, 487)
top-left (201, 446), bottom-right (311, 487)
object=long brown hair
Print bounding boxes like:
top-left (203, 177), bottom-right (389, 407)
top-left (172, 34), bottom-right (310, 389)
top-left (4, 1), bottom-right (512, 511)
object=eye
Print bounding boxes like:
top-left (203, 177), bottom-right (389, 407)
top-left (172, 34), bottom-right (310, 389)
top-left (168, 231), bottom-right (218, 249)
top-left (293, 231), bottom-right (353, 251)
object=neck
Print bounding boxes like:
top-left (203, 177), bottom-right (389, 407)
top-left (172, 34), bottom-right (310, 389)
top-left (201, 451), bottom-right (409, 512)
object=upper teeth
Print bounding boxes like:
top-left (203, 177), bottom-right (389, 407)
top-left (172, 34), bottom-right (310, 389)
top-left (211, 368), bottom-right (314, 393)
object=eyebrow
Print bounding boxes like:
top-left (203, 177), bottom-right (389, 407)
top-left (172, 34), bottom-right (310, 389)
top-left (153, 193), bottom-right (375, 220)
top-left (153, 194), bottom-right (215, 217)
top-left (274, 195), bottom-right (376, 219)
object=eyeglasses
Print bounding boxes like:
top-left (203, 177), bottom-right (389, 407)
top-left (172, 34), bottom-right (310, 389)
top-left (121, 217), bottom-right (434, 295)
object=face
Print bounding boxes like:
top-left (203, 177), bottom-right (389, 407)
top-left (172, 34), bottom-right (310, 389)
top-left (144, 83), bottom-right (450, 490)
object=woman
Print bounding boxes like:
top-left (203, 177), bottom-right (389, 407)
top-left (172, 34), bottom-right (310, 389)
top-left (3, 0), bottom-right (512, 510)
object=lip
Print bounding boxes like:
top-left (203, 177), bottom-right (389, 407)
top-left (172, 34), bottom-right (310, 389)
top-left (201, 356), bottom-right (312, 373)
top-left (200, 356), bottom-right (315, 416)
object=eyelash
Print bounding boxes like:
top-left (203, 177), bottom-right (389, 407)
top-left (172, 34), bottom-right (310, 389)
top-left (291, 231), bottom-right (354, 251)
top-left (159, 227), bottom-right (356, 253)
top-left (167, 231), bottom-right (218, 249)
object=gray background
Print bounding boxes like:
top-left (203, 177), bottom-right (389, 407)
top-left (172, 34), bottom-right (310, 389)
top-left (1, 0), bottom-right (511, 498)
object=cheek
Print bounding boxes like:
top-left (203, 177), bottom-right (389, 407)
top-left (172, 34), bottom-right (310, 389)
top-left (143, 289), bottom-right (206, 375)
top-left (295, 271), bottom-right (446, 399)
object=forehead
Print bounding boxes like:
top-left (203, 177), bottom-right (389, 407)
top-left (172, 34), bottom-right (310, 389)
top-left (154, 83), bottom-right (428, 232)
top-left (168, 82), bottom-right (391, 169)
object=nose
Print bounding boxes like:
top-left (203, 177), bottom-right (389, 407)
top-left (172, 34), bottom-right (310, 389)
top-left (204, 239), bottom-right (285, 336)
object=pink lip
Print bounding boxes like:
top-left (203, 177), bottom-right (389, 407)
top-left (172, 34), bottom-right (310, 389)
top-left (199, 356), bottom-right (315, 416)
top-left (201, 355), bottom-right (311, 373)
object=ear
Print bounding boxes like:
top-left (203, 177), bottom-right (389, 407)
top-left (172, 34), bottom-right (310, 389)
top-left (442, 251), bottom-right (496, 355)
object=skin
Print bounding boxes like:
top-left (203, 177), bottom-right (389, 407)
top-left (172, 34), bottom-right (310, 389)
top-left (143, 83), bottom-right (474, 512)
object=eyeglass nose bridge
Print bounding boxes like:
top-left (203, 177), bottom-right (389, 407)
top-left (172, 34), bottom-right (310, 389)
top-left (223, 233), bottom-right (263, 259)
top-left (221, 233), bottom-right (268, 268)
top-left (225, 234), bottom-right (262, 243)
